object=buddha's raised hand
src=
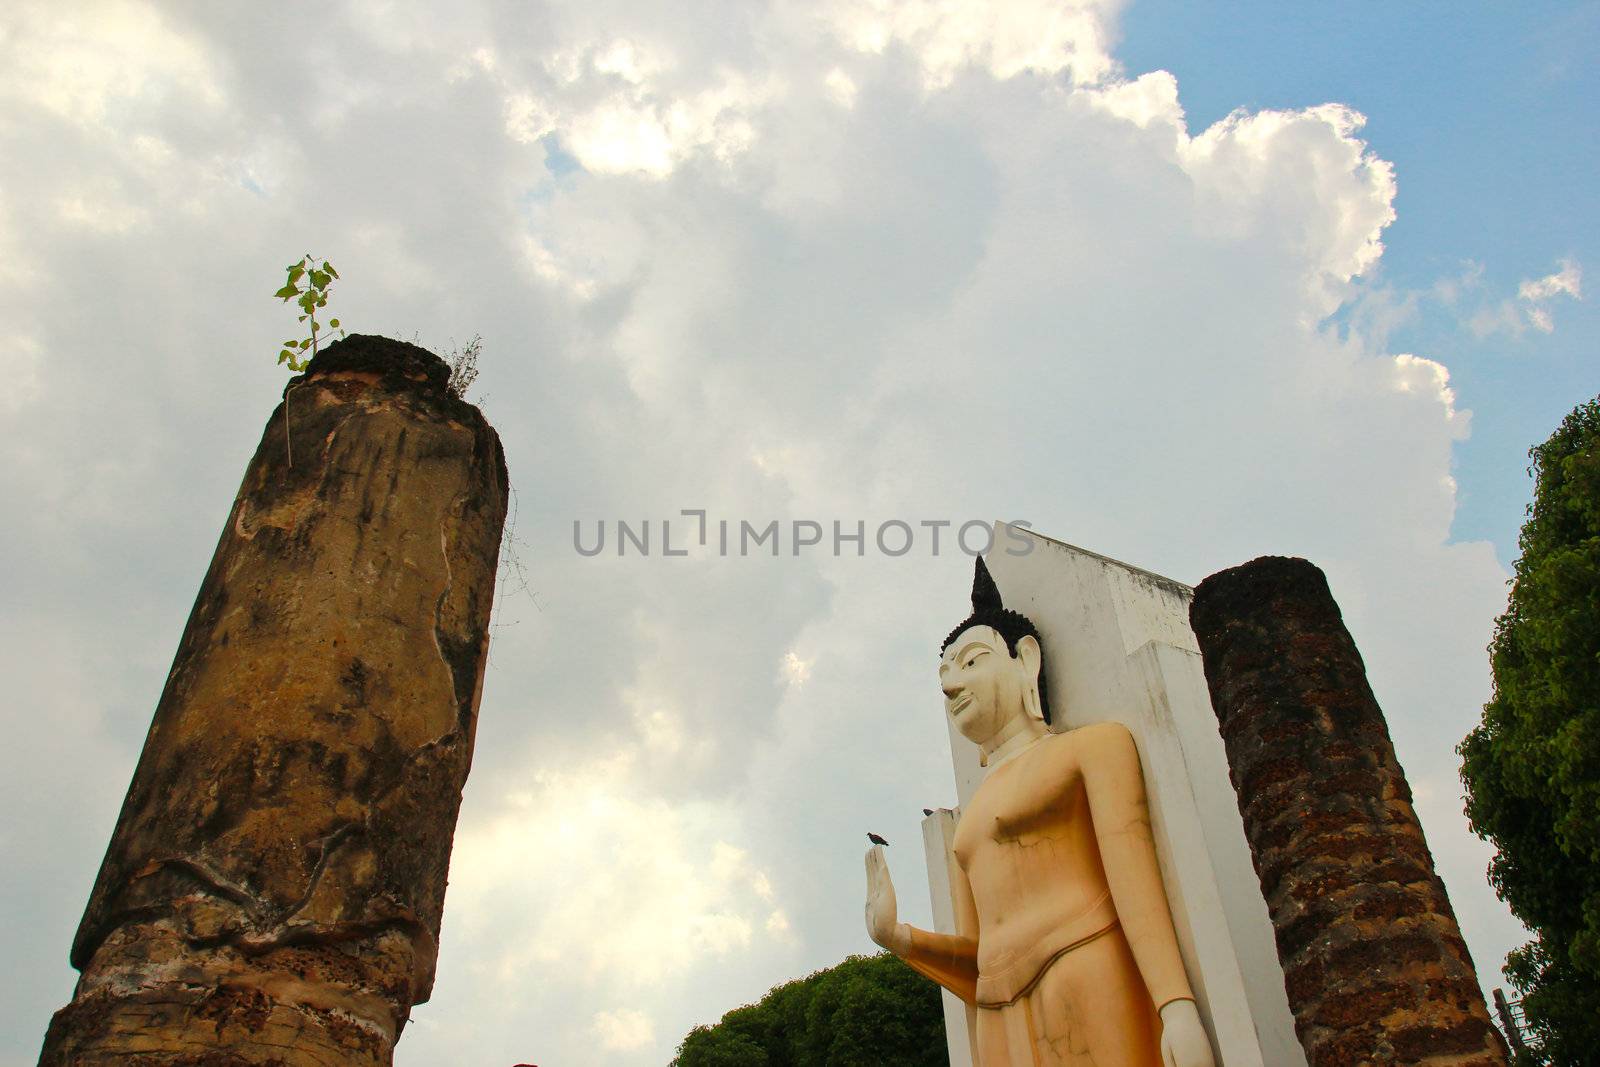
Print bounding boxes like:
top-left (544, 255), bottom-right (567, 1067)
top-left (864, 844), bottom-right (910, 953)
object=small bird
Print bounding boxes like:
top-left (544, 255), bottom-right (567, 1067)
top-left (922, 808), bottom-right (934, 816)
top-left (867, 832), bottom-right (888, 847)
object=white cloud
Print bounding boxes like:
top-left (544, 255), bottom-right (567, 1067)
top-left (593, 40), bottom-right (663, 86)
top-left (818, 0), bottom-right (1122, 89)
top-left (1516, 258), bottom-right (1582, 334)
top-left (1086, 68), bottom-right (1182, 129)
top-left (566, 100), bottom-right (679, 176)
top-left (485, 24), bottom-right (781, 178)
top-left (55, 181), bottom-right (148, 233)
top-left (0, 0), bottom-right (222, 128)
top-left (1470, 257), bottom-right (1583, 337)
top-left (1518, 257), bottom-right (1582, 302)
top-left (1181, 104), bottom-right (1397, 318)
top-left (556, 70), bottom-right (771, 176)
top-left (823, 67), bottom-right (858, 108)
top-left (517, 233), bottom-right (599, 299)
top-left (1391, 353), bottom-right (1469, 440)
top-left (443, 746), bottom-right (790, 997)
top-left (593, 1008), bottom-right (656, 1050)
top-left (503, 90), bottom-right (557, 143)
top-left (3, 336), bottom-right (45, 412)
top-left (781, 650), bottom-right (813, 686)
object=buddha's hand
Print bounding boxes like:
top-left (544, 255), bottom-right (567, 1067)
top-left (1158, 999), bottom-right (1215, 1067)
top-left (864, 845), bottom-right (909, 954)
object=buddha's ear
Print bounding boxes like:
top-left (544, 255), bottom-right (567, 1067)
top-left (1015, 635), bottom-right (1041, 683)
top-left (1016, 635), bottom-right (1045, 724)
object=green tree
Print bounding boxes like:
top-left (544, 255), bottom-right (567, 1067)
top-left (1460, 395), bottom-right (1600, 1065)
top-left (673, 1027), bottom-right (771, 1067)
top-left (671, 954), bottom-right (946, 1067)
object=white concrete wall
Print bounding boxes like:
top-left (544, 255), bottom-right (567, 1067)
top-left (921, 810), bottom-right (977, 1067)
top-left (921, 524), bottom-right (1305, 1067)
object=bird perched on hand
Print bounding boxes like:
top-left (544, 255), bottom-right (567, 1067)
top-left (867, 832), bottom-right (888, 846)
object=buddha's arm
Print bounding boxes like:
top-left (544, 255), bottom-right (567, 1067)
top-left (895, 863), bottom-right (980, 1005)
top-left (1078, 721), bottom-right (1195, 1010)
top-left (866, 844), bottom-right (979, 1002)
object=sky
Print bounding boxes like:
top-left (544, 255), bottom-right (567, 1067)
top-left (0, 2), bottom-right (1594, 1064)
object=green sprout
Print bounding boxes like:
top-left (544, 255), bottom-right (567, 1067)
top-left (274, 254), bottom-right (346, 371)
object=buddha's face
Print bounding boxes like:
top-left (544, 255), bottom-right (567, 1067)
top-left (939, 624), bottom-right (1039, 747)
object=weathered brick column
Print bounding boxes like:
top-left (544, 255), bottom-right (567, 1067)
top-left (41, 336), bottom-right (508, 1065)
top-left (1189, 556), bottom-right (1506, 1067)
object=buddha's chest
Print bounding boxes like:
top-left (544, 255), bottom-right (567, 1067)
top-left (952, 749), bottom-right (1087, 868)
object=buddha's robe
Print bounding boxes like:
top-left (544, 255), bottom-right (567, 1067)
top-left (897, 722), bottom-right (1193, 1066)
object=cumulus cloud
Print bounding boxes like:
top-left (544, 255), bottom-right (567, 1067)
top-left (0, 2), bottom-right (1527, 1064)
top-left (1181, 103), bottom-right (1397, 318)
top-left (818, 0), bottom-right (1123, 89)
top-left (1391, 353), bottom-right (1469, 440)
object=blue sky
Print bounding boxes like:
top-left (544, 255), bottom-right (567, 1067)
top-left (1124, 0), bottom-right (1598, 560)
top-left (0, 2), bottom-right (1594, 1064)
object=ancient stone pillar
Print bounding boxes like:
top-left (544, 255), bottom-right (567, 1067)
top-left (1189, 556), bottom-right (1506, 1067)
top-left (41, 336), bottom-right (508, 1066)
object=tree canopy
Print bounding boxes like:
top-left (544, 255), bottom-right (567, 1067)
top-left (670, 953), bottom-right (947, 1067)
top-left (1460, 396), bottom-right (1600, 1064)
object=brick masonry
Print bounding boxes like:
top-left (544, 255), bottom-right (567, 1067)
top-left (1189, 556), bottom-right (1508, 1067)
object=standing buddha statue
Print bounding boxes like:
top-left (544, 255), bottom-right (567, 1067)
top-left (865, 559), bottom-right (1215, 1067)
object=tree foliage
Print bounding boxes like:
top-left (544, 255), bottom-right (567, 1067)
top-left (671, 953), bottom-right (947, 1067)
top-left (1460, 396), bottom-right (1600, 1064)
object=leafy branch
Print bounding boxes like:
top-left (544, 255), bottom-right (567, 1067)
top-left (271, 254), bottom-right (348, 468)
top-left (274, 255), bottom-right (345, 371)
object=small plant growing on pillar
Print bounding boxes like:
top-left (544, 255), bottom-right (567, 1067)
top-left (274, 255), bottom-right (345, 371)
top-left (271, 255), bottom-right (347, 466)
top-left (446, 334), bottom-right (482, 399)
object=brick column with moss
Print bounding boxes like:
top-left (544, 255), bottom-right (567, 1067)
top-left (1189, 556), bottom-right (1507, 1067)
top-left (40, 336), bottom-right (508, 1066)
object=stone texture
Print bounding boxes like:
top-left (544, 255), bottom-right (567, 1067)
top-left (1189, 556), bottom-right (1507, 1067)
top-left (40, 336), bottom-right (508, 1066)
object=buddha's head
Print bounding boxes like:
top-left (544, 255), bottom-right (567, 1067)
top-left (939, 558), bottom-right (1050, 751)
